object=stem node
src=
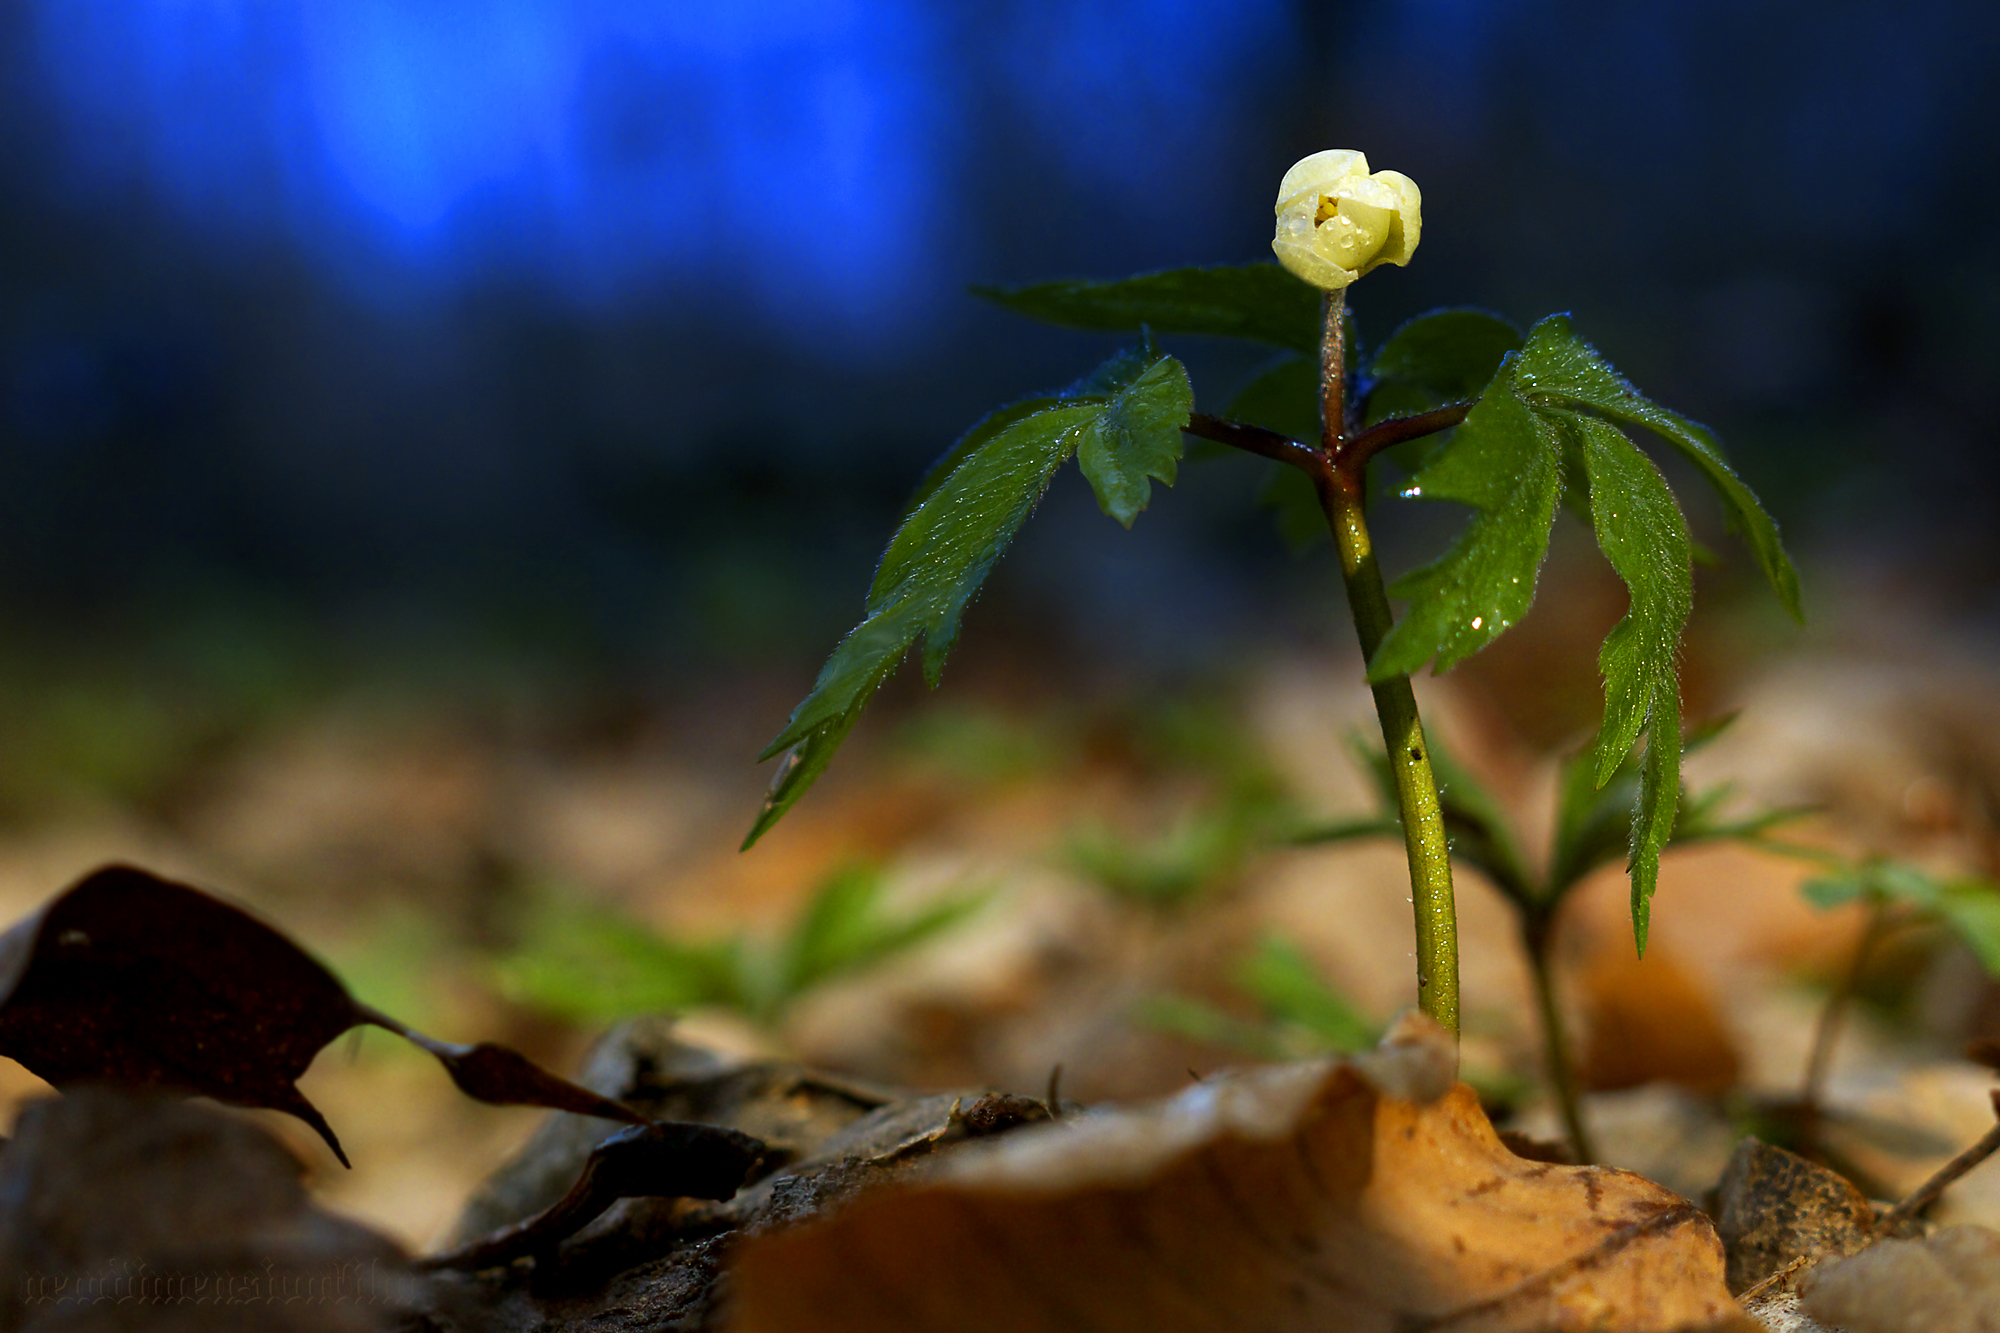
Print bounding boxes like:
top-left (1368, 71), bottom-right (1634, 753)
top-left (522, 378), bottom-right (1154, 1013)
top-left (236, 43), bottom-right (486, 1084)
top-left (1315, 291), bottom-right (1461, 1041)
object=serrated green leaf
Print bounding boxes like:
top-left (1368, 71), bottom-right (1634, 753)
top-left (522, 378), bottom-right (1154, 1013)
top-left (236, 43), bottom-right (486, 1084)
top-left (974, 265), bottom-right (1321, 354)
top-left (1628, 699), bottom-right (1679, 956)
top-left (749, 348), bottom-right (1186, 848)
top-left (906, 396), bottom-right (1064, 515)
top-left (1076, 356), bottom-right (1194, 526)
top-left (1513, 316), bottom-right (1800, 620)
top-left (743, 704), bottom-right (874, 850)
top-left (1066, 338), bottom-right (1162, 395)
top-left (1369, 370), bottom-right (1563, 680)
top-left (1581, 409), bottom-right (1691, 783)
top-left (1365, 308), bottom-right (1522, 426)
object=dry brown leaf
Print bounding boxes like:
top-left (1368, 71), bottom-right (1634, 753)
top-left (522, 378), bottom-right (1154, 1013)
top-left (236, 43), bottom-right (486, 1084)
top-left (0, 1087), bottom-right (413, 1333)
top-left (724, 1015), bottom-right (1738, 1333)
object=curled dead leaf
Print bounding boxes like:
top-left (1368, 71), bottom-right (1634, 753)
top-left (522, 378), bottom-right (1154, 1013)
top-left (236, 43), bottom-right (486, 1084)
top-left (724, 1014), bottom-right (1738, 1332)
top-left (428, 1118), bottom-right (767, 1271)
top-left (0, 865), bottom-right (649, 1166)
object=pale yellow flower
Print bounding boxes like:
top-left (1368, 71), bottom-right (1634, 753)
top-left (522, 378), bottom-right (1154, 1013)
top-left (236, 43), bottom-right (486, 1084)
top-left (1271, 150), bottom-right (1421, 291)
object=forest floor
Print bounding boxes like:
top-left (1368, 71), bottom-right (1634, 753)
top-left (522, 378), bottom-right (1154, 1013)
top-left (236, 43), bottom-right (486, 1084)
top-left (1, 561), bottom-right (1997, 1328)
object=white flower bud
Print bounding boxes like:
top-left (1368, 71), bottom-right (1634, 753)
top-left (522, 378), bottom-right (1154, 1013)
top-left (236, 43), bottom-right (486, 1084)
top-left (1272, 150), bottom-right (1422, 291)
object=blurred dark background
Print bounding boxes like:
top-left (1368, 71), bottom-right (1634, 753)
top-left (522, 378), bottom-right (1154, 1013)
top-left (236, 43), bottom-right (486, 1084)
top-left (1, 0), bottom-right (1996, 704)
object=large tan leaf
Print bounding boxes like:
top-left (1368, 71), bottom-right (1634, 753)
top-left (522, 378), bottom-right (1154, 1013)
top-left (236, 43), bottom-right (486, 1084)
top-left (725, 1016), bottom-right (1739, 1332)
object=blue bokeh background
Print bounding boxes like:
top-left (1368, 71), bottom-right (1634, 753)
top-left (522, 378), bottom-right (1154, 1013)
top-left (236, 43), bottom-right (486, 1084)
top-left (3, 0), bottom-right (1996, 674)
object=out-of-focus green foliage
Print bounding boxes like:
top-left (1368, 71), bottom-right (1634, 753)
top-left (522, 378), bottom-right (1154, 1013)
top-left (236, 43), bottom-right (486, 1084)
top-left (893, 704), bottom-right (1073, 785)
top-left (1068, 806), bottom-right (1262, 909)
top-left (498, 863), bottom-right (985, 1027)
top-left (1137, 934), bottom-right (1378, 1060)
top-left (1066, 695), bottom-right (1298, 910)
top-left (1792, 854), bottom-right (2000, 975)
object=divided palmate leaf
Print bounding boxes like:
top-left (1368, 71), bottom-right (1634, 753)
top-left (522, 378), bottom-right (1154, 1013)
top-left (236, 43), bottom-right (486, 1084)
top-left (1512, 315), bottom-right (1801, 620)
top-left (1564, 413), bottom-right (1692, 953)
top-left (1076, 357), bottom-right (1195, 526)
top-left (747, 347), bottom-right (1192, 848)
top-left (1368, 372), bottom-right (1563, 678)
top-left (1365, 308), bottom-right (1523, 426)
top-left (1370, 314), bottom-right (1798, 951)
top-left (973, 265), bottom-right (1321, 355)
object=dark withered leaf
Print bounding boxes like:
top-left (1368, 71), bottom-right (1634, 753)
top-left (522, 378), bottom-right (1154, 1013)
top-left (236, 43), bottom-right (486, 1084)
top-left (429, 1118), bottom-right (766, 1271)
top-left (0, 865), bottom-right (645, 1167)
top-left (0, 864), bottom-right (361, 1163)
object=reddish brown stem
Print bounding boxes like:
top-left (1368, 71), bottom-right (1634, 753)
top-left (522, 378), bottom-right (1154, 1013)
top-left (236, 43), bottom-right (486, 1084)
top-left (1341, 402), bottom-right (1473, 471)
top-left (1183, 412), bottom-right (1325, 473)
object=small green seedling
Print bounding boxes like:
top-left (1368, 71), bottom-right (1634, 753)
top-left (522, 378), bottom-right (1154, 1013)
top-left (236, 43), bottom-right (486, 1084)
top-left (1763, 847), bottom-right (2000, 1152)
top-left (498, 863), bottom-right (984, 1029)
top-left (1137, 933), bottom-right (1379, 1061)
top-left (1301, 716), bottom-right (1808, 1161)
top-left (1065, 694), bottom-right (1298, 910)
top-left (746, 148), bottom-right (1800, 1046)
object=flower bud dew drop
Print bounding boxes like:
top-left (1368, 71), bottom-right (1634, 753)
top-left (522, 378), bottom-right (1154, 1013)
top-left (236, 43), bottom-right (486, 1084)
top-left (1272, 150), bottom-right (1421, 291)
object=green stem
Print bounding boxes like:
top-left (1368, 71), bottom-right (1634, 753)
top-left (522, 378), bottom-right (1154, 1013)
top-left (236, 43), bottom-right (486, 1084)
top-left (1523, 912), bottom-right (1594, 1162)
top-left (1314, 291), bottom-right (1461, 1038)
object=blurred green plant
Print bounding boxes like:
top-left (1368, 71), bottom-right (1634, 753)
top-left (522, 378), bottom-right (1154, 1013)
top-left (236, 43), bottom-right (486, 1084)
top-left (496, 863), bottom-right (986, 1029)
top-left (1066, 695), bottom-right (1299, 910)
top-left (1138, 934), bottom-right (1533, 1110)
top-left (1136, 934), bottom-right (1378, 1061)
top-left (894, 703), bottom-right (1072, 785)
top-left (1067, 807), bottom-right (1264, 910)
top-left (1753, 845), bottom-right (2000, 1153)
top-left (1297, 716), bottom-right (1808, 1162)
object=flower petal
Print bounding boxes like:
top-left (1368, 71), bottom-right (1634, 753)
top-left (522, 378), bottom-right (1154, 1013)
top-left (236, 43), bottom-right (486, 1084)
top-left (1276, 149), bottom-right (1370, 214)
